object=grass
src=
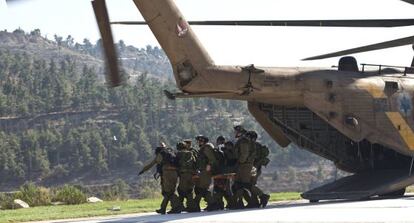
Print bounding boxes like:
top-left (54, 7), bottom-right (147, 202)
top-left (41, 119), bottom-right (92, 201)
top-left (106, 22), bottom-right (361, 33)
top-left (269, 192), bottom-right (301, 202)
top-left (0, 192), bottom-right (301, 223)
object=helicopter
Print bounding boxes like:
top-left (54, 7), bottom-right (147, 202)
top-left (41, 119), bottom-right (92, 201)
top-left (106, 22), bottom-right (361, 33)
top-left (90, 0), bottom-right (414, 202)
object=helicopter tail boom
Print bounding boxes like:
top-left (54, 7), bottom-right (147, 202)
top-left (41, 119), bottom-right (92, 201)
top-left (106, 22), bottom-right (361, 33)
top-left (133, 0), bottom-right (214, 89)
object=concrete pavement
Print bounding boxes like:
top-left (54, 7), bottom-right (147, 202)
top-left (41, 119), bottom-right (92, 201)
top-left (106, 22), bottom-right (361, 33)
top-left (37, 197), bottom-right (414, 223)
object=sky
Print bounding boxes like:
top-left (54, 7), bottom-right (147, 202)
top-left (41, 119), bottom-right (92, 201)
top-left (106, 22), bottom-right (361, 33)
top-left (1, 0), bottom-right (414, 67)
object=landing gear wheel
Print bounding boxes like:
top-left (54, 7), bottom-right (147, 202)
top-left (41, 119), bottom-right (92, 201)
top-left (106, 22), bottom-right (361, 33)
top-left (379, 188), bottom-right (406, 198)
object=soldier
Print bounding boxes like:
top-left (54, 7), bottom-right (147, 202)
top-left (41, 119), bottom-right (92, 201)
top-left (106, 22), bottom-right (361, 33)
top-left (205, 136), bottom-right (225, 211)
top-left (211, 136), bottom-right (236, 210)
top-left (139, 143), bottom-right (182, 214)
top-left (193, 135), bottom-right (217, 212)
top-left (176, 141), bottom-right (197, 212)
top-left (184, 139), bottom-right (198, 159)
top-left (223, 141), bottom-right (238, 173)
top-left (247, 131), bottom-right (270, 208)
top-left (232, 125), bottom-right (256, 209)
top-left (216, 135), bottom-right (225, 150)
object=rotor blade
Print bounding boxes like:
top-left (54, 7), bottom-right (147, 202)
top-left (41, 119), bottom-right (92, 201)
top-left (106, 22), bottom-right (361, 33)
top-left (92, 0), bottom-right (122, 87)
top-left (401, 0), bottom-right (414, 5)
top-left (303, 35), bottom-right (414, 60)
top-left (111, 19), bottom-right (414, 28)
top-left (5, 0), bottom-right (25, 4)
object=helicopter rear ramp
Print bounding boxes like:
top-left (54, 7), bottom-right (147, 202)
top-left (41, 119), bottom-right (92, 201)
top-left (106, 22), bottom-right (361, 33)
top-left (302, 169), bottom-right (414, 201)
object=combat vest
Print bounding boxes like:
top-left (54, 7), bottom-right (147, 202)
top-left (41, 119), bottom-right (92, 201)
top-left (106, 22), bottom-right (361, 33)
top-left (223, 145), bottom-right (238, 172)
top-left (159, 147), bottom-right (178, 171)
top-left (196, 143), bottom-right (216, 170)
top-left (212, 146), bottom-right (225, 174)
top-left (234, 136), bottom-right (256, 164)
top-left (177, 150), bottom-right (196, 173)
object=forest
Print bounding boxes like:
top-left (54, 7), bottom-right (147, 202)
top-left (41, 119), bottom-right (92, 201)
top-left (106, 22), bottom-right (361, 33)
top-left (0, 29), bottom-right (323, 190)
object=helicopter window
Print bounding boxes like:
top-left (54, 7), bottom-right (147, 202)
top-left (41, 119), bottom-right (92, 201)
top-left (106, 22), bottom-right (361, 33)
top-left (345, 116), bottom-right (359, 128)
top-left (338, 56), bottom-right (359, 72)
top-left (384, 81), bottom-right (399, 92)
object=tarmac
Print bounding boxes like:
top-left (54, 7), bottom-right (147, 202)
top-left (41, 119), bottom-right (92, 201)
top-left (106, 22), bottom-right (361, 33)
top-left (35, 196), bottom-right (414, 223)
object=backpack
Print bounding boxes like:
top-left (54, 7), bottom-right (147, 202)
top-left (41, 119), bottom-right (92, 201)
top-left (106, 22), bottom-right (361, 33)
top-left (160, 147), bottom-right (177, 167)
top-left (213, 147), bottom-right (225, 167)
top-left (177, 150), bottom-right (196, 171)
top-left (255, 143), bottom-right (270, 167)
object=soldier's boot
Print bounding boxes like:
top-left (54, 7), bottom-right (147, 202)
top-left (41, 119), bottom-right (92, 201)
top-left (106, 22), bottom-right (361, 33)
top-left (167, 194), bottom-right (183, 214)
top-left (244, 190), bottom-right (260, 208)
top-left (236, 197), bottom-right (245, 209)
top-left (224, 193), bottom-right (236, 210)
top-left (205, 191), bottom-right (220, 211)
top-left (215, 191), bottom-right (225, 210)
top-left (177, 190), bottom-right (187, 211)
top-left (206, 190), bottom-right (222, 212)
top-left (185, 192), bottom-right (197, 212)
top-left (214, 192), bottom-right (225, 211)
top-left (216, 199), bottom-right (225, 210)
top-left (234, 189), bottom-right (246, 209)
top-left (156, 196), bottom-right (169, 215)
top-left (232, 182), bottom-right (245, 209)
top-left (259, 194), bottom-right (270, 208)
top-left (193, 188), bottom-right (203, 212)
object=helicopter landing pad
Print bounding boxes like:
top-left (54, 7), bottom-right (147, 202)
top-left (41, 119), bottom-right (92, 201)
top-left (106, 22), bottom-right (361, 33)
top-left (33, 197), bottom-right (414, 223)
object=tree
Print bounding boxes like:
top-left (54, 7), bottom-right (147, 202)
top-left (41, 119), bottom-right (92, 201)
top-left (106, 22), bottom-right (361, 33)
top-left (136, 127), bottom-right (152, 161)
top-left (65, 35), bottom-right (74, 48)
top-left (30, 29), bottom-right (41, 37)
top-left (54, 34), bottom-right (63, 47)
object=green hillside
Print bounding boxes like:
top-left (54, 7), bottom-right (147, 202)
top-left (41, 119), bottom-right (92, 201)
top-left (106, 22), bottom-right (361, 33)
top-left (0, 29), bottom-right (329, 192)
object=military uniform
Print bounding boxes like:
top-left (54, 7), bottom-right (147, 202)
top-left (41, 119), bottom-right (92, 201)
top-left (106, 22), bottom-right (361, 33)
top-left (139, 146), bottom-right (181, 214)
top-left (211, 140), bottom-right (238, 210)
top-left (222, 141), bottom-right (238, 209)
top-left (193, 137), bottom-right (217, 212)
top-left (233, 132), bottom-right (256, 208)
top-left (211, 144), bottom-right (226, 210)
top-left (176, 142), bottom-right (197, 212)
top-left (250, 140), bottom-right (270, 208)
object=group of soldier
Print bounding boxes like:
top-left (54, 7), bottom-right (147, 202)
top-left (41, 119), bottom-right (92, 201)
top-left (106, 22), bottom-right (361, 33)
top-left (138, 125), bottom-right (271, 214)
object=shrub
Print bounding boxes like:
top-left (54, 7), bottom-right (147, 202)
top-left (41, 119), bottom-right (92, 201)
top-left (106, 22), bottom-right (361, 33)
top-left (0, 193), bottom-right (14, 210)
top-left (55, 185), bottom-right (87, 205)
top-left (47, 165), bottom-right (69, 180)
top-left (137, 179), bottom-right (161, 199)
top-left (14, 182), bottom-right (51, 207)
top-left (102, 179), bottom-right (130, 201)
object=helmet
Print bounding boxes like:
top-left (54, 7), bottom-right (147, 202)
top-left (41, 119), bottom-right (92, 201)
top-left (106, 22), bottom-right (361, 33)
top-left (246, 131), bottom-right (258, 140)
top-left (249, 131), bottom-right (258, 139)
top-left (233, 125), bottom-right (245, 132)
top-left (234, 125), bottom-right (247, 135)
top-left (216, 135), bottom-right (225, 142)
top-left (176, 142), bottom-right (186, 150)
top-left (195, 135), bottom-right (209, 143)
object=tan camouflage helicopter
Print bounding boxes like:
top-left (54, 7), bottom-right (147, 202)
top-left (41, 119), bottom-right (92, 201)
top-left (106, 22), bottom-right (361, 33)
top-left (91, 0), bottom-right (414, 202)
